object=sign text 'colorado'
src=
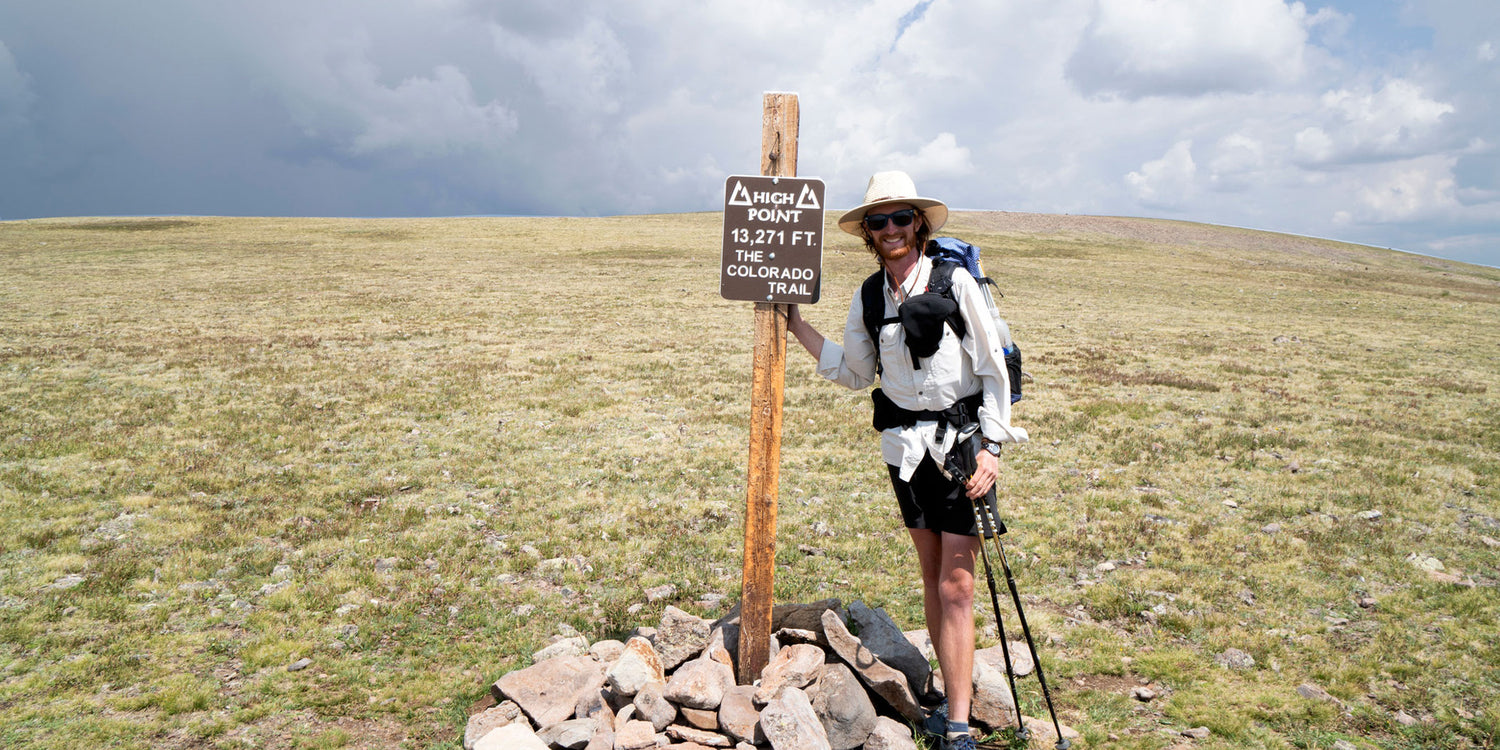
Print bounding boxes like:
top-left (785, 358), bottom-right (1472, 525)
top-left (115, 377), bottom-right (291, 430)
top-left (721, 175), bottom-right (825, 304)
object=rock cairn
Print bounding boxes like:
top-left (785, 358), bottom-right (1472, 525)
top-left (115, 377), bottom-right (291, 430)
top-left (469, 599), bottom-right (1073, 750)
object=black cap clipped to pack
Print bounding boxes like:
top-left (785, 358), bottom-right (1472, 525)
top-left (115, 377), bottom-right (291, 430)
top-left (898, 293), bottom-right (958, 367)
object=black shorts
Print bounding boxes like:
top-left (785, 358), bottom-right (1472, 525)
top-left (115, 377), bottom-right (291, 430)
top-left (887, 453), bottom-right (1002, 537)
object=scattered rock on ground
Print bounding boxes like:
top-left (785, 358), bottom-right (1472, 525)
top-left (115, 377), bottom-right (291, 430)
top-left (1214, 648), bottom-right (1256, 670)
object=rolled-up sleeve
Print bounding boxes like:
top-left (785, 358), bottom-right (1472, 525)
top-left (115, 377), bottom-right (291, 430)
top-left (953, 273), bottom-right (1029, 445)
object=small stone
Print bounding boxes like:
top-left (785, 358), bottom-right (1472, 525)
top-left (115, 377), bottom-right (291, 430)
top-left (588, 639), bottom-right (625, 663)
top-left (605, 637), bottom-right (665, 697)
top-left (1296, 683), bottom-right (1343, 707)
top-left (633, 682), bottom-right (677, 732)
top-left (1357, 510), bottom-right (1382, 521)
top-left (1406, 553), bottom-right (1444, 572)
top-left (754, 644), bottom-right (826, 703)
top-left (48, 574), bottom-right (86, 591)
top-left (533, 636), bottom-right (588, 662)
top-left (1182, 726), bottom-right (1211, 739)
top-left (1214, 648), bottom-right (1255, 670)
top-left (665, 724), bottom-right (732, 747)
top-left (612, 720), bottom-right (658, 750)
top-left (644, 584), bottom-right (676, 602)
top-left (1332, 741), bottom-right (1357, 750)
top-left (287, 657), bottom-right (313, 672)
top-left (474, 722), bottom-right (549, 750)
top-left (1357, 596), bottom-right (1377, 609)
top-left (664, 657), bottom-right (735, 710)
top-left (1095, 561), bottom-right (1117, 573)
top-left (718, 685), bottom-right (765, 746)
top-left (679, 706), bottom-right (719, 731)
top-left (464, 701), bottom-right (522, 750)
top-left (862, 716), bottom-right (916, 750)
top-left (1261, 523), bottom-right (1281, 534)
top-left (760, 686), bottom-right (832, 750)
top-left (1131, 686), bottom-right (1157, 702)
top-left (655, 605), bottom-right (712, 671)
top-left (1395, 710), bottom-right (1419, 726)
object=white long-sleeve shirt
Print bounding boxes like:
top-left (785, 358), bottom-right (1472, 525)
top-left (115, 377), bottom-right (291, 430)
top-left (816, 254), bottom-right (1029, 480)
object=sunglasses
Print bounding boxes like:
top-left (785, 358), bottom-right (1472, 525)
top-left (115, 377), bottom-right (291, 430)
top-left (862, 208), bottom-right (918, 232)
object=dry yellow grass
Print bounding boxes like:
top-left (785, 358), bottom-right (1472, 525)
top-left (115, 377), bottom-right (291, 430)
top-left (1, 213), bottom-right (1496, 749)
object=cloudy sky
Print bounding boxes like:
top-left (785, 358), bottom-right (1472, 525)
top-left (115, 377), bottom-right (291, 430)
top-left (2, 1), bottom-right (1497, 266)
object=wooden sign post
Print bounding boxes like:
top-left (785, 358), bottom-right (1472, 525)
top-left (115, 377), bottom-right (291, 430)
top-left (737, 92), bottom-right (799, 685)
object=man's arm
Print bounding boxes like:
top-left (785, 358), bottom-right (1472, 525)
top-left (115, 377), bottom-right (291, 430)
top-left (786, 304), bottom-right (824, 360)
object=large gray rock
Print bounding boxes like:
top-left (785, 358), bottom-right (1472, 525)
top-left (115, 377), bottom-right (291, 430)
top-left (760, 686), bottom-right (832, 750)
top-left (657, 605), bottom-right (713, 671)
top-left (863, 716), bottom-right (918, 750)
top-left (492, 655), bottom-right (603, 728)
top-left (819, 609), bottom-right (923, 722)
top-left (845, 602), bottom-right (934, 701)
top-left (605, 636), bottom-right (664, 697)
top-left (968, 656), bottom-right (1018, 731)
top-left (807, 662), bottom-right (877, 750)
top-left (665, 656), bottom-right (736, 710)
top-left (754, 644), bottom-right (827, 704)
top-left (473, 721), bottom-right (549, 750)
top-left (719, 684), bottom-right (767, 746)
top-left (633, 681), bottom-right (677, 731)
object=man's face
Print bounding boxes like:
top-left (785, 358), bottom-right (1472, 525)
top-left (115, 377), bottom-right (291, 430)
top-left (864, 202), bottom-right (923, 263)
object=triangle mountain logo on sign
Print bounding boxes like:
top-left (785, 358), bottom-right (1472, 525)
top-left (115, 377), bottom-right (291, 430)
top-left (728, 181), bottom-right (754, 207)
top-left (795, 183), bottom-right (820, 210)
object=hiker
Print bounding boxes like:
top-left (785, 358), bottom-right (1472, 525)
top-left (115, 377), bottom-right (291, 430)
top-left (786, 171), bottom-right (1028, 750)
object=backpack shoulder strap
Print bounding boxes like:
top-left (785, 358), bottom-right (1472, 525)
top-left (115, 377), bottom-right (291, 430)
top-left (860, 269), bottom-right (899, 375)
top-left (925, 260), bottom-right (968, 340)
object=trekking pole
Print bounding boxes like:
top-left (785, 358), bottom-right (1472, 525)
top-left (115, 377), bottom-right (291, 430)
top-left (946, 424), bottom-right (1068, 750)
top-left (991, 524), bottom-right (1068, 750)
top-left (944, 424), bottom-right (1028, 741)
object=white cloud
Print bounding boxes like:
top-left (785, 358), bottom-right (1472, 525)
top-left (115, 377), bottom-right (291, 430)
top-left (1295, 79), bottom-right (1455, 166)
top-left (1208, 133), bottom-right (1267, 192)
top-left (1126, 140), bottom-right (1197, 207)
top-left (0, 0), bottom-right (1496, 264)
top-left (1066, 0), bottom-right (1321, 98)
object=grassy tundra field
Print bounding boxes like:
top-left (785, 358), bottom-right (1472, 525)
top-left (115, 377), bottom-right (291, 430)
top-left (1, 212), bottom-right (1497, 750)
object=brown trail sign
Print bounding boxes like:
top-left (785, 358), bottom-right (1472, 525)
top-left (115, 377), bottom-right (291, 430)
top-left (720, 174), bottom-right (825, 304)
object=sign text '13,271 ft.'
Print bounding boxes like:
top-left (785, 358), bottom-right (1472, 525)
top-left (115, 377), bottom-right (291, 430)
top-left (720, 175), bottom-right (825, 305)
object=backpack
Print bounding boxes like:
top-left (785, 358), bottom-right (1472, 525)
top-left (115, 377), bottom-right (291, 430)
top-left (860, 237), bottom-right (1024, 404)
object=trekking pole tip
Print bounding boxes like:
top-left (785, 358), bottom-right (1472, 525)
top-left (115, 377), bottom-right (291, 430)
top-left (1054, 739), bottom-right (1071, 750)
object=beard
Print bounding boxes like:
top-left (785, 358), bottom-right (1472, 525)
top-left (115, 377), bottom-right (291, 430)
top-left (876, 239), bottom-right (915, 263)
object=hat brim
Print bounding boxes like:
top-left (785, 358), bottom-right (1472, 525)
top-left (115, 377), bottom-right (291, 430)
top-left (838, 197), bottom-right (948, 236)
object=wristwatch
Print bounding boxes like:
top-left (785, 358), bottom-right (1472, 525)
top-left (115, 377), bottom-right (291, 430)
top-left (981, 438), bottom-right (1002, 456)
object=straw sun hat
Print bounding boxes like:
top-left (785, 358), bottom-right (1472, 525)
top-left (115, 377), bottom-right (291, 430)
top-left (837, 170), bottom-right (949, 236)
